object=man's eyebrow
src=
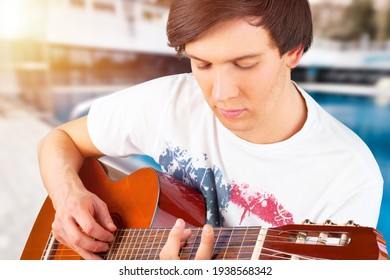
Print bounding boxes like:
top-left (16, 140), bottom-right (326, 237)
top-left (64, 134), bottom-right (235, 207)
top-left (185, 52), bottom-right (263, 62)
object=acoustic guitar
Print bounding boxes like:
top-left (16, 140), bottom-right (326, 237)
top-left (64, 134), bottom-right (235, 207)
top-left (21, 158), bottom-right (388, 260)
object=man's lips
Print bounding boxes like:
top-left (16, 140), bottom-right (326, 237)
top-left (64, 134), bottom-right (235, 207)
top-left (218, 108), bottom-right (246, 119)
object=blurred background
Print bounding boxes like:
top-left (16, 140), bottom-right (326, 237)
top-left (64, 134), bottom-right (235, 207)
top-left (0, 0), bottom-right (389, 259)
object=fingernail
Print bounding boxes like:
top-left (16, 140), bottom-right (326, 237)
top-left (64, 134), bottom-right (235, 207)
top-left (203, 224), bottom-right (213, 236)
top-left (174, 219), bottom-right (183, 227)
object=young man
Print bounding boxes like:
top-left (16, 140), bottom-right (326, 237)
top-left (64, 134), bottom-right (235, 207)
top-left (38, 0), bottom-right (383, 260)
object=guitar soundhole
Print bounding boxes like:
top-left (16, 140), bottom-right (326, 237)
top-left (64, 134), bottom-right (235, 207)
top-left (110, 213), bottom-right (123, 228)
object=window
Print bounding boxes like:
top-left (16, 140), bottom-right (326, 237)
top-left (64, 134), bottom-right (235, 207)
top-left (93, 0), bottom-right (115, 13)
top-left (69, 0), bottom-right (85, 8)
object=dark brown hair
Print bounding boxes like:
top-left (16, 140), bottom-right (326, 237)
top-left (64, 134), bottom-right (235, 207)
top-left (167, 0), bottom-right (313, 56)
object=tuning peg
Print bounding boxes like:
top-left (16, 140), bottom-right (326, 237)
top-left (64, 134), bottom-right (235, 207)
top-left (302, 219), bottom-right (315, 224)
top-left (345, 220), bottom-right (360, 227)
top-left (324, 219), bottom-right (336, 225)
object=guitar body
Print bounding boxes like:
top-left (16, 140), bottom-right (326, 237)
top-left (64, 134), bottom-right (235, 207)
top-left (20, 158), bottom-right (205, 260)
top-left (21, 158), bottom-right (388, 260)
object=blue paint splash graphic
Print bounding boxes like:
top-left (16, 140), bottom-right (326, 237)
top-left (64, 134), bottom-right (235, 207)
top-left (159, 146), bottom-right (231, 226)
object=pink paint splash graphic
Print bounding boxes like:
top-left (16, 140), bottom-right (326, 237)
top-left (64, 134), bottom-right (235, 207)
top-left (230, 182), bottom-right (294, 226)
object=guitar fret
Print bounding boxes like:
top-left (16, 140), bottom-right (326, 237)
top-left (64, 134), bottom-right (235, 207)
top-left (229, 228), bottom-right (246, 260)
top-left (113, 230), bottom-right (121, 260)
top-left (122, 229), bottom-right (130, 259)
top-left (116, 230), bottom-right (123, 260)
top-left (114, 230), bottom-right (121, 260)
top-left (223, 228), bottom-right (234, 260)
top-left (209, 228), bottom-right (262, 260)
top-left (122, 229), bottom-right (131, 260)
top-left (116, 230), bottom-right (125, 259)
top-left (134, 229), bottom-right (143, 259)
top-left (212, 228), bottom-right (222, 258)
top-left (146, 229), bottom-right (158, 260)
top-left (225, 228), bottom-right (249, 260)
top-left (241, 228), bottom-right (263, 259)
top-left (191, 228), bottom-right (202, 260)
top-left (132, 228), bottom-right (167, 260)
top-left (130, 229), bottom-right (138, 259)
top-left (251, 227), bottom-right (268, 260)
top-left (179, 228), bottom-right (201, 260)
top-left (126, 229), bottom-right (134, 260)
top-left (106, 230), bottom-right (119, 260)
top-left (158, 229), bottom-right (168, 260)
top-left (180, 229), bottom-right (210, 258)
top-left (237, 227), bottom-right (247, 260)
top-left (213, 229), bottom-right (230, 259)
top-left (148, 229), bottom-right (158, 260)
top-left (120, 229), bottom-right (127, 259)
top-left (142, 230), bottom-right (150, 260)
top-left (134, 229), bottom-right (143, 260)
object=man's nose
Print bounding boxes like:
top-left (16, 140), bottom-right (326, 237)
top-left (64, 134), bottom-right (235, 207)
top-left (212, 71), bottom-right (239, 101)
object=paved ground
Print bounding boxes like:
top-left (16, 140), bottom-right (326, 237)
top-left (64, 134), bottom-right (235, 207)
top-left (0, 95), bottom-right (52, 259)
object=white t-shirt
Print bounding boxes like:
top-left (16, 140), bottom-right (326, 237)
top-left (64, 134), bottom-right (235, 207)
top-left (88, 73), bottom-right (383, 228)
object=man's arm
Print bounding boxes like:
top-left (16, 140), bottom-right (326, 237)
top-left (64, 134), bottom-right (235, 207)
top-left (38, 116), bottom-right (215, 260)
top-left (37, 116), bottom-right (117, 260)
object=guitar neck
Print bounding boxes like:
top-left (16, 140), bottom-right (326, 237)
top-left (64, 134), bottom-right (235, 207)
top-left (103, 224), bottom-right (388, 260)
top-left (104, 227), bottom-right (264, 260)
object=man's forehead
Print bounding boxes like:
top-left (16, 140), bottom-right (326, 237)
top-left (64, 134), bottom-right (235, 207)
top-left (184, 19), bottom-right (273, 62)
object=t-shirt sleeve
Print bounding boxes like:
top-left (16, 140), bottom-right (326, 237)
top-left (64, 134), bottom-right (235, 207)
top-left (87, 75), bottom-right (182, 157)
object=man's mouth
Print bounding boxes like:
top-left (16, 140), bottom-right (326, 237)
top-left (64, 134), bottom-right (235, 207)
top-left (218, 108), bottom-right (246, 119)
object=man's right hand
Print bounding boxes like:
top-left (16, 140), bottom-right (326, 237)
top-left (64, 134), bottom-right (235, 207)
top-left (51, 188), bottom-right (117, 260)
top-left (38, 116), bottom-right (117, 259)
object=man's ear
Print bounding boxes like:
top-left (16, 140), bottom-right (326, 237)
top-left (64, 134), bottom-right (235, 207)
top-left (285, 44), bottom-right (304, 69)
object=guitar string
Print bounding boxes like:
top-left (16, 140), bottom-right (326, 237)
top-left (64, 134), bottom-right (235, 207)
top-left (46, 228), bottom-right (298, 253)
top-left (108, 229), bottom-right (300, 255)
top-left (44, 246), bottom-right (323, 260)
top-left (44, 228), bottom-right (332, 260)
top-left (44, 230), bottom-right (332, 255)
top-left (110, 227), bottom-right (347, 240)
top-left (44, 229), bottom-right (326, 261)
top-left (108, 229), bottom-right (320, 248)
top-left (43, 224), bottom-right (348, 256)
top-left (163, 241), bottom-right (326, 260)
top-left (50, 225), bottom-right (351, 260)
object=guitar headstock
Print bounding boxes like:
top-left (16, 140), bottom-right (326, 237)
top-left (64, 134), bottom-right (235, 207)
top-left (262, 220), bottom-right (388, 260)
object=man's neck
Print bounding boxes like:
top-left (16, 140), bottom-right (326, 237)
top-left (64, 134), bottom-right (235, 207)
top-left (235, 82), bottom-right (307, 144)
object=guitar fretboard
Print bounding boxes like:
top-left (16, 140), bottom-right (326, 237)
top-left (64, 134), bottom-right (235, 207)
top-left (40, 224), bottom-right (387, 260)
top-left (104, 227), bottom-right (264, 260)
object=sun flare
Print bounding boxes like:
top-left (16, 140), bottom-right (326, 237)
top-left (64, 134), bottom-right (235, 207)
top-left (0, 0), bottom-right (28, 39)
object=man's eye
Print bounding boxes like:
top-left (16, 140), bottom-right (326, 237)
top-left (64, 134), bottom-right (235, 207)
top-left (197, 63), bottom-right (212, 70)
top-left (234, 62), bottom-right (257, 70)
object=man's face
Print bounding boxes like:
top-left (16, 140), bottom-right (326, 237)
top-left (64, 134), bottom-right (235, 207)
top-left (185, 18), bottom-right (301, 144)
